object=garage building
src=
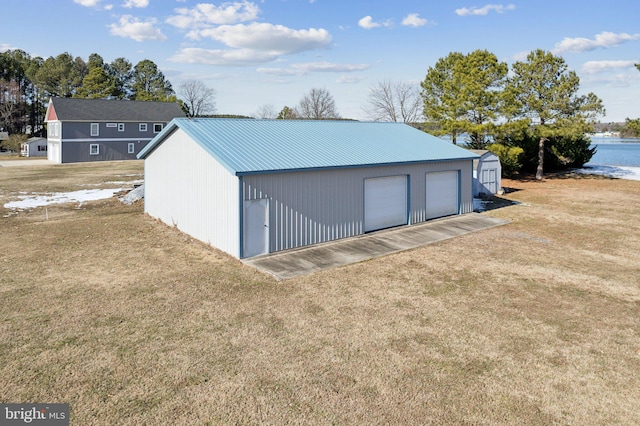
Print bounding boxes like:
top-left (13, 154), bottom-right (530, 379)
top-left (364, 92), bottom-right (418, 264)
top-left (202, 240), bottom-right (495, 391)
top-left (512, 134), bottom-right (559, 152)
top-left (138, 118), bottom-right (478, 259)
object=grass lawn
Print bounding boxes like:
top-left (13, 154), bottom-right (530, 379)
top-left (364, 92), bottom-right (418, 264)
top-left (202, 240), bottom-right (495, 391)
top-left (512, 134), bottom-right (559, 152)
top-left (1, 162), bottom-right (639, 425)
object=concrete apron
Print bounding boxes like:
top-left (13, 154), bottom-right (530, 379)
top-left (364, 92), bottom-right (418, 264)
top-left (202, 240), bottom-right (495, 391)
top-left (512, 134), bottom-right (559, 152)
top-left (243, 212), bottom-right (509, 280)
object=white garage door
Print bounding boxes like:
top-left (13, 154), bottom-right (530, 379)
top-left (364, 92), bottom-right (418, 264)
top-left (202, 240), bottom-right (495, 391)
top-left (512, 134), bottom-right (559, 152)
top-left (364, 175), bottom-right (407, 232)
top-left (425, 171), bottom-right (459, 219)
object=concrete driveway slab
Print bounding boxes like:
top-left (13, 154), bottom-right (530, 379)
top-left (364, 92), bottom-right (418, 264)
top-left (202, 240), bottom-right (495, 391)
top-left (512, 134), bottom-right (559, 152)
top-left (243, 213), bottom-right (509, 280)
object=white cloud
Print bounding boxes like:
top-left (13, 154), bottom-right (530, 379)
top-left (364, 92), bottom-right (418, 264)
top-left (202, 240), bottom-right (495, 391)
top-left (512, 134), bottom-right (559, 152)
top-left (553, 31), bottom-right (640, 54)
top-left (257, 61), bottom-right (369, 76)
top-left (358, 16), bottom-right (392, 30)
top-left (511, 50), bottom-right (530, 61)
top-left (109, 15), bottom-right (167, 42)
top-left (193, 23), bottom-right (331, 54)
top-left (74, 0), bottom-right (102, 6)
top-left (337, 75), bottom-right (366, 84)
top-left (256, 67), bottom-right (300, 76)
top-left (358, 16), bottom-right (380, 29)
top-left (581, 72), bottom-right (640, 88)
top-left (581, 60), bottom-right (638, 74)
top-left (122, 0), bottom-right (148, 8)
top-left (455, 4), bottom-right (515, 16)
top-left (166, 1), bottom-right (259, 29)
top-left (297, 62), bottom-right (369, 73)
top-left (402, 13), bottom-right (428, 27)
top-left (170, 22), bottom-right (332, 66)
top-left (169, 47), bottom-right (278, 66)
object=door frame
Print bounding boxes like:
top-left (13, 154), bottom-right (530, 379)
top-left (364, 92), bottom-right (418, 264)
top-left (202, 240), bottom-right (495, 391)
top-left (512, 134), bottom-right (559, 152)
top-left (363, 175), bottom-right (409, 233)
top-left (242, 198), bottom-right (269, 258)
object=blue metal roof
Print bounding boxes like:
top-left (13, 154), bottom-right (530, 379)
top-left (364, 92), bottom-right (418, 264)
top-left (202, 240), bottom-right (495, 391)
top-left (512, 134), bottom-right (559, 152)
top-left (138, 118), bottom-right (477, 175)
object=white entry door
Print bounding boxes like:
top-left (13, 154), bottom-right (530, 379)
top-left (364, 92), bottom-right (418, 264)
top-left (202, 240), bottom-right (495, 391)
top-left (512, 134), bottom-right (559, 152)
top-left (425, 171), bottom-right (459, 219)
top-left (48, 142), bottom-right (60, 163)
top-left (364, 175), bottom-right (408, 232)
top-left (243, 198), bottom-right (269, 258)
top-left (482, 168), bottom-right (497, 194)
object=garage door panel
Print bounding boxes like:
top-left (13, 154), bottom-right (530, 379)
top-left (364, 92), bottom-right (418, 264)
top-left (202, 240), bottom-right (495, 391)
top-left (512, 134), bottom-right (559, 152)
top-left (426, 171), bottom-right (459, 219)
top-left (364, 176), bottom-right (407, 232)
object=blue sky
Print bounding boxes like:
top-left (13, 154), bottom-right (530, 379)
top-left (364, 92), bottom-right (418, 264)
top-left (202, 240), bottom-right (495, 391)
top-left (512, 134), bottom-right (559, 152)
top-left (1, 0), bottom-right (639, 122)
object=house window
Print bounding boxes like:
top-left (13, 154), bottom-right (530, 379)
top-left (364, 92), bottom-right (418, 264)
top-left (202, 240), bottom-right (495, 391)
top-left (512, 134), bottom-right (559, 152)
top-left (90, 123), bottom-right (99, 136)
top-left (128, 143), bottom-right (135, 154)
top-left (49, 122), bottom-right (59, 137)
top-left (118, 123), bottom-right (125, 132)
top-left (38, 145), bottom-right (47, 152)
top-left (90, 144), bottom-right (99, 155)
top-left (139, 123), bottom-right (147, 132)
top-left (153, 123), bottom-right (163, 133)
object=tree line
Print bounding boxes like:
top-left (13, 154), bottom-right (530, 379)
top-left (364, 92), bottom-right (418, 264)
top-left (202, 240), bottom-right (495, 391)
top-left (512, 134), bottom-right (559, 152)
top-left (0, 50), bottom-right (176, 136)
top-left (3, 47), bottom-right (638, 178)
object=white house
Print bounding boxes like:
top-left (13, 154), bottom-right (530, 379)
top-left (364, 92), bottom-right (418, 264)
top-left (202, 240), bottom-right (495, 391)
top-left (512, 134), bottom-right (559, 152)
top-left (471, 150), bottom-right (502, 196)
top-left (20, 137), bottom-right (48, 157)
top-left (138, 119), bottom-right (479, 259)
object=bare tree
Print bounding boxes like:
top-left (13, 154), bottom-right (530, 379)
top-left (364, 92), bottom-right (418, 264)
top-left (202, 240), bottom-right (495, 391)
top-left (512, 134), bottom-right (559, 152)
top-left (363, 80), bottom-right (423, 123)
top-left (296, 88), bottom-right (340, 119)
top-left (254, 103), bottom-right (277, 119)
top-left (177, 79), bottom-right (216, 117)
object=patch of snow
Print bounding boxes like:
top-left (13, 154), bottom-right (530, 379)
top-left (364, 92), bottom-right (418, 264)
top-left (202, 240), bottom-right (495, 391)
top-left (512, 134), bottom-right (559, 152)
top-left (79, 179), bottom-right (144, 187)
top-left (3, 188), bottom-right (124, 210)
top-left (577, 165), bottom-right (640, 181)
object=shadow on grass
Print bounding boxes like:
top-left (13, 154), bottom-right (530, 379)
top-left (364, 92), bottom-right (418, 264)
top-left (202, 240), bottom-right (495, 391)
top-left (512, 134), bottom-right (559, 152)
top-left (509, 170), bottom-right (621, 182)
top-left (474, 193), bottom-right (520, 212)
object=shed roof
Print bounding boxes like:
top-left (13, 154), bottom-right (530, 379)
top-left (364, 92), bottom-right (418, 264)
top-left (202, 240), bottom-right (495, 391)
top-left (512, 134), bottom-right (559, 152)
top-left (138, 118), bottom-right (478, 175)
top-left (45, 97), bottom-right (185, 122)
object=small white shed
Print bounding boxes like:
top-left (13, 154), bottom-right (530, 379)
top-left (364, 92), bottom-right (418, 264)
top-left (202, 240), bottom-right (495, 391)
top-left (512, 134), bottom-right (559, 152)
top-left (21, 137), bottom-right (48, 157)
top-left (471, 150), bottom-right (501, 196)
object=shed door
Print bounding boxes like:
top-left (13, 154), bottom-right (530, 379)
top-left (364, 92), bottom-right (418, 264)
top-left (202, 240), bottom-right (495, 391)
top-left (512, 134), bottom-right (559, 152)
top-left (482, 168), bottom-right (497, 194)
top-left (243, 198), bottom-right (269, 258)
top-left (364, 176), bottom-right (408, 232)
top-left (425, 171), bottom-right (459, 219)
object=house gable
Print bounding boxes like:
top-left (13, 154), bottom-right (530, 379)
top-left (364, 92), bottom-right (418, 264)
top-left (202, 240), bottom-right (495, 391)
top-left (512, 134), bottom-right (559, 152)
top-left (45, 102), bottom-right (58, 122)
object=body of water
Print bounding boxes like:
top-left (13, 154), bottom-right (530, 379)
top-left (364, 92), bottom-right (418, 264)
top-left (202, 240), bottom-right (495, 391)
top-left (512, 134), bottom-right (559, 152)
top-left (587, 138), bottom-right (640, 167)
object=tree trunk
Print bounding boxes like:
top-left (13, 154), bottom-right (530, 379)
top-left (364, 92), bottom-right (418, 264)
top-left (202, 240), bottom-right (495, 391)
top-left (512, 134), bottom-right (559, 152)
top-left (452, 129), bottom-right (457, 145)
top-left (536, 135), bottom-right (546, 180)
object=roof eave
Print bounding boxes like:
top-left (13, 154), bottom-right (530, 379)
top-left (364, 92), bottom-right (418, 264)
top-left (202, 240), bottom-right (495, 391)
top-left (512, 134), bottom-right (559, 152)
top-left (137, 119), bottom-right (180, 159)
top-left (234, 156), bottom-right (478, 176)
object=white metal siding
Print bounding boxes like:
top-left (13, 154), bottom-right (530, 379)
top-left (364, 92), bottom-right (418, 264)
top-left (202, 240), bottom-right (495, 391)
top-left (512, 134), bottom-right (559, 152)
top-left (242, 159), bottom-right (473, 254)
top-left (144, 128), bottom-right (240, 257)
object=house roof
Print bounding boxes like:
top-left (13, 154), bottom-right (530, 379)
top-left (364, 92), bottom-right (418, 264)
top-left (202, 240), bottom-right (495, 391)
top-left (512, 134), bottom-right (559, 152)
top-left (45, 97), bottom-right (185, 122)
top-left (138, 118), bottom-right (479, 176)
top-left (24, 137), bottom-right (47, 145)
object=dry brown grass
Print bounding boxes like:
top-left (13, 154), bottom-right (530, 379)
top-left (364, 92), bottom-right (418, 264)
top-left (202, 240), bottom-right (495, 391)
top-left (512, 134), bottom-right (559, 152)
top-left (1, 163), bottom-right (639, 425)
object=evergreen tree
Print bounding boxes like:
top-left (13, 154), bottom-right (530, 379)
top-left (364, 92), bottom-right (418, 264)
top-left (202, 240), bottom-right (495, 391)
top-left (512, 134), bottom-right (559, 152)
top-left (506, 49), bottom-right (604, 179)
top-left (130, 59), bottom-right (174, 102)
